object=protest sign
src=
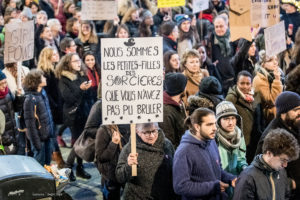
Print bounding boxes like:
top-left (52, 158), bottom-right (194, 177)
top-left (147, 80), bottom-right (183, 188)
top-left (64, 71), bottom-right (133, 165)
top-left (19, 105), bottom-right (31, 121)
top-left (264, 21), bottom-right (286, 57)
top-left (193, 0), bottom-right (209, 14)
top-left (251, 0), bottom-right (280, 27)
top-left (230, 0), bottom-right (252, 41)
top-left (4, 20), bottom-right (34, 64)
top-left (82, 0), bottom-right (117, 20)
top-left (157, 0), bottom-right (185, 8)
top-left (101, 37), bottom-right (163, 125)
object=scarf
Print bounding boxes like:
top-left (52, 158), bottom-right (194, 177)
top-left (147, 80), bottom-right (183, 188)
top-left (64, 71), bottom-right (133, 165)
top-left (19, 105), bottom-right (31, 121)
top-left (214, 29), bottom-right (232, 57)
top-left (87, 68), bottom-right (100, 87)
top-left (0, 87), bottom-right (9, 99)
top-left (237, 86), bottom-right (254, 103)
top-left (199, 13), bottom-right (213, 23)
top-left (217, 126), bottom-right (242, 150)
top-left (257, 67), bottom-right (275, 87)
top-left (183, 69), bottom-right (203, 87)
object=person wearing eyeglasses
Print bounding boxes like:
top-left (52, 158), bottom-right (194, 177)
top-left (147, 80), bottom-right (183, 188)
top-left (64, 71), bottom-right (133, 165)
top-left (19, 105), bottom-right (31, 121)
top-left (115, 123), bottom-right (178, 200)
top-left (215, 101), bottom-right (248, 198)
top-left (233, 128), bottom-right (299, 200)
top-left (55, 53), bottom-right (93, 181)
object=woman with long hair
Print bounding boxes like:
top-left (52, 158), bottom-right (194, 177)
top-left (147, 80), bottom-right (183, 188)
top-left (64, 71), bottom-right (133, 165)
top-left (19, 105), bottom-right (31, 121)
top-left (55, 53), bottom-right (93, 181)
top-left (121, 7), bottom-right (140, 37)
top-left (75, 20), bottom-right (100, 63)
top-left (136, 9), bottom-right (157, 37)
top-left (83, 52), bottom-right (100, 102)
top-left (115, 24), bottom-right (130, 38)
top-left (176, 14), bottom-right (200, 58)
top-left (164, 50), bottom-right (181, 74)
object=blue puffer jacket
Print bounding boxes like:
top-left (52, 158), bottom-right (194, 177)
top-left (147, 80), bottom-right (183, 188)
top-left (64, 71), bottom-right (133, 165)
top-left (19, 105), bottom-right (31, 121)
top-left (173, 131), bottom-right (236, 200)
top-left (24, 90), bottom-right (54, 150)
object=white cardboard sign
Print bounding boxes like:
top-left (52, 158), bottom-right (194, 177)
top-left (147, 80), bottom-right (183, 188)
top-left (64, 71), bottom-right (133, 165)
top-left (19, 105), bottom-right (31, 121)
top-left (81, 0), bottom-right (117, 20)
top-left (264, 21), bottom-right (286, 57)
top-left (101, 37), bottom-right (163, 125)
top-left (4, 20), bottom-right (34, 64)
top-left (193, 0), bottom-right (209, 14)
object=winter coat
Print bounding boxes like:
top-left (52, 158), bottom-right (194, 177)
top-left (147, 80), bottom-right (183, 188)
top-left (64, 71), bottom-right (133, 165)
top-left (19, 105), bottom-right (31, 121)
top-left (58, 70), bottom-right (91, 126)
top-left (23, 91), bottom-right (54, 151)
top-left (84, 99), bottom-right (103, 138)
top-left (253, 68), bottom-right (283, 124)
top-left (125, 21), bottom-right (139, 37)
top-left (216, 132), bottom-right (248, 175)
top-left (43, 70), bottom-right (63, 124)
top-left (281, 12), bottom-right (300, 42)
top-left (115, 130), bottom-right (177, 200)
top-left (226, 86), bottom-right (256, 146)
top-left (158, 91), bottom-right (187, 148)
top-left (178, 38), bottom-right (195, 59)
top-left (74, 36), bottom-right (101, 64)
top-left (233, 155), bottom-right (292, 200)
top-left (163, 36), bottom-right (177, 54)
top-left (0, 91), bottom-right (22, 154)
top-left (230, 39), bottom-right (256, 77)
top-left (255, 117), bottom-right (300, 199)
top-left (95, 125), bottom-right (130, 183)
top-left (173, 131), bottom-right (236, 200)
top-left (207, 34), bottom-right (236, 94)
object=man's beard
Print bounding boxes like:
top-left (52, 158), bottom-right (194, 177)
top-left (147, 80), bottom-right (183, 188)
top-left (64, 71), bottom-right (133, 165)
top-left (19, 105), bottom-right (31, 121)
top-left (285, 114), bottom-right (300, 130)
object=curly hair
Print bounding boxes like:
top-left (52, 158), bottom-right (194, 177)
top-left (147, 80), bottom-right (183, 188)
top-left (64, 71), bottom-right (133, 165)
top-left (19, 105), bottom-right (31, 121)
top-left (263, 128), bottom-right (300, 161)
top-left (23, 69), bottom-right (44, 91)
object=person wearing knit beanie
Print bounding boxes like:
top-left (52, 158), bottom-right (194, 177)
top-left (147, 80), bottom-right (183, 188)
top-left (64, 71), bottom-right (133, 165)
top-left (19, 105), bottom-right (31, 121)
top-left (175, 14), bottom-right (191, 26)
top-left (164, 73), bottom-right (187, 97)
top-left (275, 91), bottom-right (300, 116)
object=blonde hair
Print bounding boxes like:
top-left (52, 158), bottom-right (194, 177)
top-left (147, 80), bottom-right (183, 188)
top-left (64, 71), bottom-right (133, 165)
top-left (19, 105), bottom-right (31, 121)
top-left (38, 47), bottom-right (55, 73)
top-left (121, 7), bottom-right (138, 24)
top-left (78, 20), bottom-right (98, 44)
top-left (180, 49), bottom-right (201, 70)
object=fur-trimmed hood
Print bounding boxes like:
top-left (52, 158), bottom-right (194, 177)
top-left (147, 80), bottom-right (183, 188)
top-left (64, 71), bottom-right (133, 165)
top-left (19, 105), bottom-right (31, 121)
top-left (61, 70), bottom-right (84, 81)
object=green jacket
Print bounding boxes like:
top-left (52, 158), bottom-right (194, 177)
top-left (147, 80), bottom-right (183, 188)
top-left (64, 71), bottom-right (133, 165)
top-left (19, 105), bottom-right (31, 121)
top-left (216, 134), bottom-right (248, 175)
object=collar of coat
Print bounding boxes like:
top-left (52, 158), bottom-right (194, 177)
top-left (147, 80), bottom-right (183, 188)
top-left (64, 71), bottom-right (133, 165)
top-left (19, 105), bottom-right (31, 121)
top-left (61, 70), bottom-right (84, 81)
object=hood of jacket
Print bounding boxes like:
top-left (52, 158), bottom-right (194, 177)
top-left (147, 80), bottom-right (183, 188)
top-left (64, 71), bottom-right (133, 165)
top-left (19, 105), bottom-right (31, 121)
top-left (163, 91), bottom-right (181, 107)
top-left (180, 130), bottom-right (212, 149)
top-left (61, 70), bottom-right (84, 81)
top-left (253, 154), bottom-right (279, 176)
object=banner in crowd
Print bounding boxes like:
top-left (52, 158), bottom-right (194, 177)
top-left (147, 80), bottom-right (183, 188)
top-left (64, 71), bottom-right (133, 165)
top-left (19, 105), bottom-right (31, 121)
top-left (81, 0), bottom-right (117, 20)
top-left (4, 20), bottom-right (34, 64)
top-left (229, 0), bottom-right (252, 41)
top-left (264, 21), bottom-right (286, 57)
top-left (251, 0), bottom-right (280, 27)
top-left (157, 0), bottom-right (185, 8)
top-left (193, 0), bottom-right (209, 14)
top-left (101, 37), bottom-right (163, 125)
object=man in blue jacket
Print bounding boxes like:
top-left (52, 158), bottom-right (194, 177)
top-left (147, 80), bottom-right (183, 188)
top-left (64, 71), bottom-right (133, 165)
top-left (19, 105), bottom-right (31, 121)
top-left (173, 108), bottom-right (236, 200)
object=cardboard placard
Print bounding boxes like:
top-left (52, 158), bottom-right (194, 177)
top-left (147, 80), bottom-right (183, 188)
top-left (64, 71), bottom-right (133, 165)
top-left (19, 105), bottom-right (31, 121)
top-left (101, 37), bottom-right (163, 125)
top-left (4, 21), bottom-right (34, 64)
top-left (193, 0), bottom-right (209, 14)
top-left (251, 0), bottom-right (280, 27)
top-left (264, 21), bottom-right (286, 57)
top-left (81, 0), bottom-right (117, 20)
top-left (229, 0), bottom-right (252, 41)
top-left (157, 0), bottom-right (185, 8)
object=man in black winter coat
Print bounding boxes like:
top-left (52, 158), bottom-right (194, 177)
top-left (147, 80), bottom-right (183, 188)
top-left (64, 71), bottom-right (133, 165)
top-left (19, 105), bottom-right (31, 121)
top-left (233, 128), bottom-right (299, 200)
top-left (256, 91), bottom-right (300, 199)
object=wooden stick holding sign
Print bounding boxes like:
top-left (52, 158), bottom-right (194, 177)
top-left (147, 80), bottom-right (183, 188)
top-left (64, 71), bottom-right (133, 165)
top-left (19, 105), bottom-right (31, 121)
top-left (130, 123), bottom-right (137, 176)
top-left (17, 62), bottom-right (22, 90)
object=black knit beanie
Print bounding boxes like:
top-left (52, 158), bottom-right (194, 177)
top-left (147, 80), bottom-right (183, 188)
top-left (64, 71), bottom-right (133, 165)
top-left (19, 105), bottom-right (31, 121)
top-left (165, 73), bottom-right (187, 96)
top-left (199, 76), bottom-right (222, 95)
top-left (275, 91), bottom-right (300, 115)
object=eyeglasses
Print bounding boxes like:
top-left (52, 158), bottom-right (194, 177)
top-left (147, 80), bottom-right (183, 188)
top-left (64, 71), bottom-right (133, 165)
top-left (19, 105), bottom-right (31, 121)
top-left (141, 129), bottom-right (158, 136)
top-left (71, 59), bottom-right (81, 63)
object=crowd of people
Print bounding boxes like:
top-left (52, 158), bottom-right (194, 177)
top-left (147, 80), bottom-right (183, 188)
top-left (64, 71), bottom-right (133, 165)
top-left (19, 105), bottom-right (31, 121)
top-left (0, 0), bottom-right (300, 199)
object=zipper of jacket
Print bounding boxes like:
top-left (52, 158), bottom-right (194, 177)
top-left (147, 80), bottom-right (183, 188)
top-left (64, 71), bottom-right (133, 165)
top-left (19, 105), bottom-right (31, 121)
top-left (270, 172), bottom-right (276, 200)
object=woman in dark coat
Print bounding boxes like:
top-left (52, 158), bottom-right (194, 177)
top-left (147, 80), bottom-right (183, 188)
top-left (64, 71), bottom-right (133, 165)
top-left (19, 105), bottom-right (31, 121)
top-left (0, 70), bottom-right (22, 155)
top-left (95, 124), bottom-right (130, 200)
top-left (55, 53), bottom-right (93, 181)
